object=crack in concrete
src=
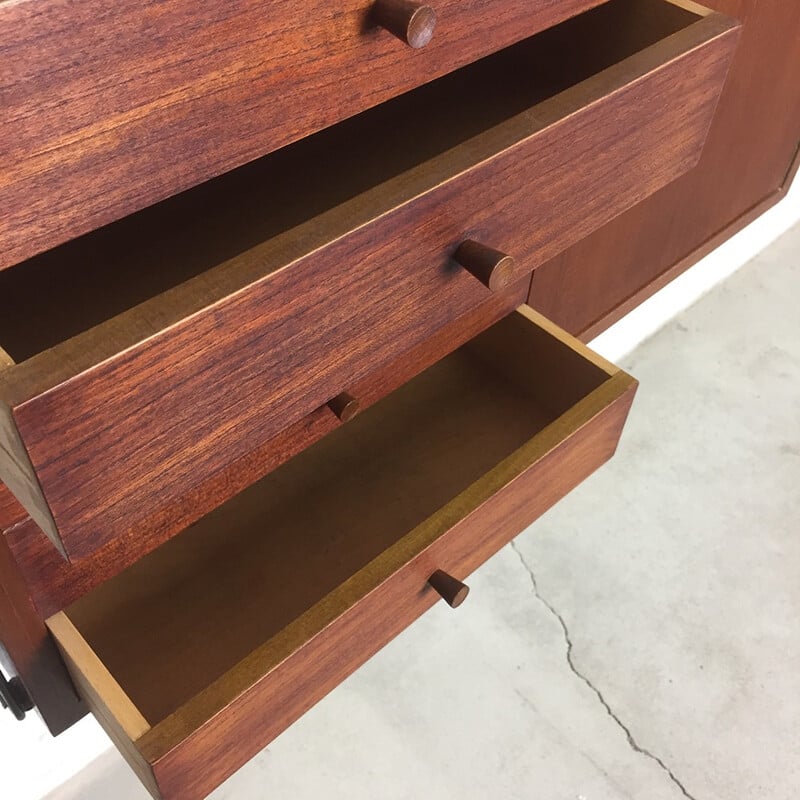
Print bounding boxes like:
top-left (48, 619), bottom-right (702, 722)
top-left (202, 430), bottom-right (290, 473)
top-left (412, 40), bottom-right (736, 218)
top-left (511, 687), bottom-right (636, 800)
top-left (510, 541), bottom-right (698, 800)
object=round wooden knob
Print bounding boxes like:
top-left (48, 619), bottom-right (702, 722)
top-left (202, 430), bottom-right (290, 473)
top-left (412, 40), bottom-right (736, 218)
top-left (372, 0), bottom-right (436, 49)
top-left (327, 392), bottom-right (361, 422)
top-left (428, 570), bottom-right (469, 608)
top-left (453, 240), bottom-right (516, 291)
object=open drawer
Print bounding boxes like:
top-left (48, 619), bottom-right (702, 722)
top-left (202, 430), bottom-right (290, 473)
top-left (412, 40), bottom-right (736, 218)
top-left (1, 0), bottom-right (613, 270)
top-left (0, 0), bottom-right (737, 563)
top-left (47, 306), bottom-right (637, 800)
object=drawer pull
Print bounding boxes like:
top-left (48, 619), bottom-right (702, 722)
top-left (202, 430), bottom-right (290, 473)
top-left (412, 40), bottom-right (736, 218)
top-left (428, 570), bottom-right (470, 608)
top-left (327, 392), bottom-right (361, 422)
top-left (372, 0), bottom-right (436, 49)
top-left (454, 240), bottom-right (516, 291)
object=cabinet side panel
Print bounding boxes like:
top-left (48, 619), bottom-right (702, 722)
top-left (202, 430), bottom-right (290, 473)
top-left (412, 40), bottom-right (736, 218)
top-left (0, 487), bottom-right (86, 734)
top-left (528, 0), bottom-right (800, 336)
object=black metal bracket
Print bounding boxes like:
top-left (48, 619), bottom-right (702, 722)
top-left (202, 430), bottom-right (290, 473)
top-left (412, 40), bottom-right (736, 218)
top-left (1, 669), bottom-right (34, 721)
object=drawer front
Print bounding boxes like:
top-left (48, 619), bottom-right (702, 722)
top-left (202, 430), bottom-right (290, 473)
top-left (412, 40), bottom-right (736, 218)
top-left (0, 491), bottom-right (87, 736)
top-left (0, 0), bottom-right (608, 270)
top-left (0, 2), bottom-right (738, 563)
top-left (48, 306), bottom-right (637, 800)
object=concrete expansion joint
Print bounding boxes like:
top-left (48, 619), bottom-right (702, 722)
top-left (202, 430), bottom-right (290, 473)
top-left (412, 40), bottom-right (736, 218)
top-left (509, 541), bottom-right (698, 800)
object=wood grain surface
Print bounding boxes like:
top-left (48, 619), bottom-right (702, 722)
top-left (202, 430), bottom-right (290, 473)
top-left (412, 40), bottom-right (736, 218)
top-left (142, 374), bottom-right (635, 800)
top-left (50, 307), bottom-right (636, 800)
top-left (0, 488), bottom-right (86, 734)
top-left (0, 2), bottom-right (737, 561)
top-left (5, 285), bottom-right (527, 618)
top-left (0, 0), bottom-right (610, 270)
top-left (529, 0), bottom-right (800, 337)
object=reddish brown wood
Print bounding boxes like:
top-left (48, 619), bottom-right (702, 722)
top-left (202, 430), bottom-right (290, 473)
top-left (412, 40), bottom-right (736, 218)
top-left (428, 570), bottom-right (470, 608)
top-left (0, 487), bottom-right (26, 532)
top-left (372, 0), bottom-right (436, 48)
top-left (0, 0), bottom-right (612, 271)
top-left (0, 487), bottom-right (85, 734)
top-left (567, 140), bottom-right (800, 342)
top-left (785, 141), bottom-right (800, 189)
top-left (529, 0), bottom-right (800, 337)
top-left (139, 369), bottom-right (637, 800)
top-left (576, 184), bottom-right (791, 341)
top-left (49, 307), bottom-right (636, 800)
top-left (0, 6), bottom-right (737, 562)
top-left (5, 281), bottom-right (528, 618)
top-left (454, 240), bottom-right (517, 291)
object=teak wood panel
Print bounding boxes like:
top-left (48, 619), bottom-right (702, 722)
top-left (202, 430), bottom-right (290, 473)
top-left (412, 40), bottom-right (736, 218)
top-left (0, 3), bottom-right (738, 562)
top-left (0, 0), bottom-right (733, 366)
top-left (47, 306), bottom-right (637, 800)
top-left (0, 0), bottom-right (611, 270)
top-left (4, 284), bottom-right (528, 618)
top-left (0, 284), bottom-right (522, 728)
top-left (0, 489), bottom-right (86, 734)
top-left (529, 0), bottom-right (800, 337)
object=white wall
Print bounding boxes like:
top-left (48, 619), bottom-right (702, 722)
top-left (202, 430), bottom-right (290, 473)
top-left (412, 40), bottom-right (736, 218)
top-left (2, 178), bottom-right (799, 800)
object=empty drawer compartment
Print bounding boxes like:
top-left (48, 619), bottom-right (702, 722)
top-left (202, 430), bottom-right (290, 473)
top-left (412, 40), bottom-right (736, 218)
top-left (48, 305), bottom-right (637, 800)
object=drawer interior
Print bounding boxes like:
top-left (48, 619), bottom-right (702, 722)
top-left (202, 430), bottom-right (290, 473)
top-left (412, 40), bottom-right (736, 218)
top-left (52, 307), bottom-right (625, 728)
top-left (0, 0), bottom-right (702, 364)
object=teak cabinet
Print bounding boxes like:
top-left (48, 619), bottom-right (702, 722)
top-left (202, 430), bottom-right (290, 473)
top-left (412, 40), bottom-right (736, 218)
top-left (0, 0), bottom-right (795, 797)
top-left (528, 0), bottom-right (800, 338)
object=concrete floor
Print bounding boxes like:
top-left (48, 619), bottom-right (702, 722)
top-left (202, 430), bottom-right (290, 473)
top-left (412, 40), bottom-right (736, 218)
top-left (20, 222), bottom-right (800, 798)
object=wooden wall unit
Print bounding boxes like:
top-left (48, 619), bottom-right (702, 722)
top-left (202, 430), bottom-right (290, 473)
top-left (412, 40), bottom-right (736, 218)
top-left (0, 5), bottom-right (737, 564)
top-left (0, 488), bottom-right (86, 734)
top-left (528, 0), bottom-right (800, 338)
top-left (0, 0), bottom-right (797, 796)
